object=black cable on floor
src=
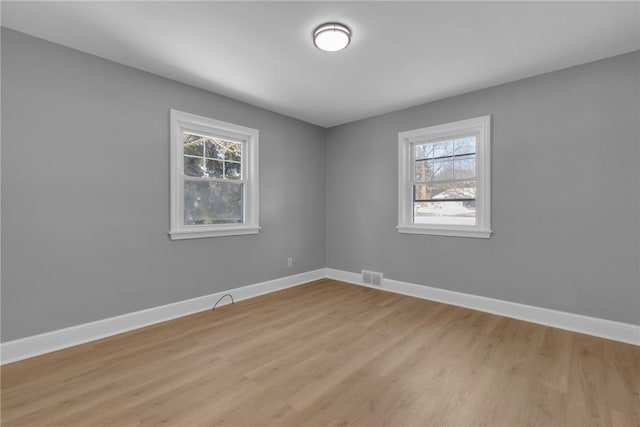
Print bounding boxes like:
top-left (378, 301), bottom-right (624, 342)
top-left (212, 294), bottom-right (234, 310)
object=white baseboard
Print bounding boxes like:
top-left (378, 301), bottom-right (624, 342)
top-left (0, 269), bottom-right (326, 365)
top-left (326, 268), bottom-right (640, 346)
top-left (3, 267), bottom-right (637, 364)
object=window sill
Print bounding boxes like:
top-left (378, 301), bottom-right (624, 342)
top-left (169, 226), bottom-right (260, 240)
top-left (397, 225), bottom-right (492, 239)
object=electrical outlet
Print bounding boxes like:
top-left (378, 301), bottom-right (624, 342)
top-left (287, 258), bottom-right (293, 267)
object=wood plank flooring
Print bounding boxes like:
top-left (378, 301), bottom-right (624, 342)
top-left (2, 279), bottom-right (639, 426)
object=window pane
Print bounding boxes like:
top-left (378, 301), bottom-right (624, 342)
top-left (433, 140), bottom-right (453, 158)
top-left (415, 159), bottom-right (430, 181)
top-left (183, 133), bottom-right (204, 156)
top-left (453, 154), bottom-right (476, 179)
top-left (454, 137), bottom-right (476, 155)
top-left (225, 161), bottom-right (241, 180)
top-left (223, 142), bottom-right (242, 161)
top-left (415, 143), bottom-right (434, 160)
top-left (205, 139), bottom-right (223, 159)
top-left (184, 157), bottom-right (204, 177)
top-left (427, 158), bottom-right (454, 181)
top-left (414, 181), bottom-right (476, 201)
top-left (414, 200), bottom-right (476, 226)
top-left (205, 159), bottom-right (223, 178)
top-left (206, 138), bottom-right (241, 164)
top-left (184, 181), bottom-right (243, 225)
top-left (414, 183), bottom-right (430, 201)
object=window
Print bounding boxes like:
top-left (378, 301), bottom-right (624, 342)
top-left (170, 110), bottom-right (259, 240)
top-left (397, 115), bottom-right (491, 238)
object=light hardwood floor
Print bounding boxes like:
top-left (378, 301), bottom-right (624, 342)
top-left (2, 279), bottom-right (639, 426)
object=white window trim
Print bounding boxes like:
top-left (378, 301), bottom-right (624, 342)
top-left (169, 109), bottom-right (259, 240)
top-left (397, 115), bottom-right (492, 239)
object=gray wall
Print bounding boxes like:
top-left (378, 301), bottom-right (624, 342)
top-left (1, 29), bottom-right (327, 341)
top-left (326, 51), bottom-right (640, 325)
top-left (2, 28), bottom-right (639, 343)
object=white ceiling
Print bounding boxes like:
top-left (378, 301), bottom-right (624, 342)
top-left (2, 1), bottom-right (639, 127)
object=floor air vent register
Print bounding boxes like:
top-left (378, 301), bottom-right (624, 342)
top-left (361, 270), bottom-right (383, 286)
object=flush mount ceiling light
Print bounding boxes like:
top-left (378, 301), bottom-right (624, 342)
top-left (313, 22), bottom-right (351, 52)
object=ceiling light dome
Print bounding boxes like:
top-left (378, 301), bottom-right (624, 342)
top-left (313, 22), bottom-right (351, 52)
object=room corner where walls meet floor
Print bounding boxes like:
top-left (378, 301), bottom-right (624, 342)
top-left (2, 268), bottom-right (638, 365)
